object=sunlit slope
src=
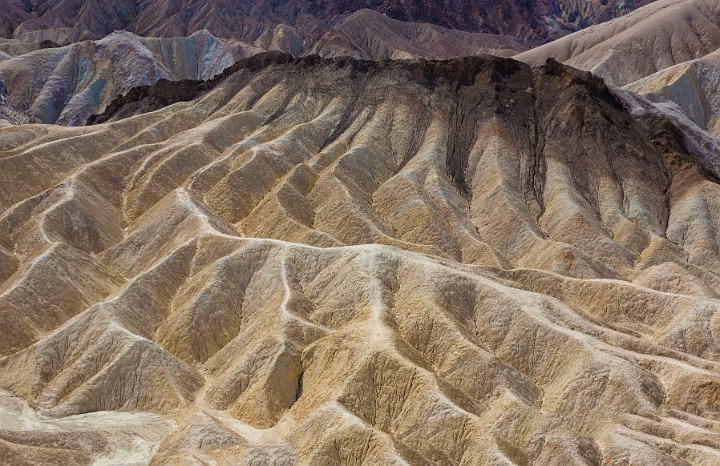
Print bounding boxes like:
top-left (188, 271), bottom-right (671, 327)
top-left (515, 0), bottom-right (720, 86)
top-left (626, 47), bottom-right (720, 137)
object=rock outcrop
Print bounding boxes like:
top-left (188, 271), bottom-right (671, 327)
top-left (2, 53), bottom-right (720, 464)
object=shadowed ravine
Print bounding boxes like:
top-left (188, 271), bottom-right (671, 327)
top-left (2, 53), bottom-right (720, 464)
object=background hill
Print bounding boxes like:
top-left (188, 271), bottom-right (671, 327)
top-left (1, 0), bottom-right (657, 47)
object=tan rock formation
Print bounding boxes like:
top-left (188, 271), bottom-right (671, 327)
top-left (515, 0), bottom-right (720, 86)
top-left (626, 47), bottom-right (720, 136)
top-left (1, 54), bottom-right (720, 464)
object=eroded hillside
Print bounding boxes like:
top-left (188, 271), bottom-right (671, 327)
top-left (1, 53), bottom-right (720, 464)
top-left (515, 0), bottom-right (720, 86)
top-left (626, 48), bottom-right (720, 137)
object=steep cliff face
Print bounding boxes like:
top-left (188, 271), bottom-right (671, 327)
top-left (2, 53), bottom-right (720, 464)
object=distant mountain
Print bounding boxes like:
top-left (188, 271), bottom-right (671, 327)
top-left (300, 0), bottom-right (658, 43)
top-left (2, 0), bottom-right (657, 48)
top-left (515, 0), bottom-right (720, 85)
top-left (307, 10), bottom-right (526, 60)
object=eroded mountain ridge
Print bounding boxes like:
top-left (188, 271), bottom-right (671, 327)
top-left (1, 52), bottom-right (720, 464)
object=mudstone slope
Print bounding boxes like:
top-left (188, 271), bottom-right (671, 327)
top-left (1, 52), bottom-right (720, 464)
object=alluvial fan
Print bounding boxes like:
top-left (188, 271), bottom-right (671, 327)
top-left (1, 52), bottom-right (720, 465)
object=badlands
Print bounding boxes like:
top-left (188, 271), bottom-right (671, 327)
top-left (0, 0), bottom-right (654, 47)
top-left (1, 0), bottom-right (720, 465)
